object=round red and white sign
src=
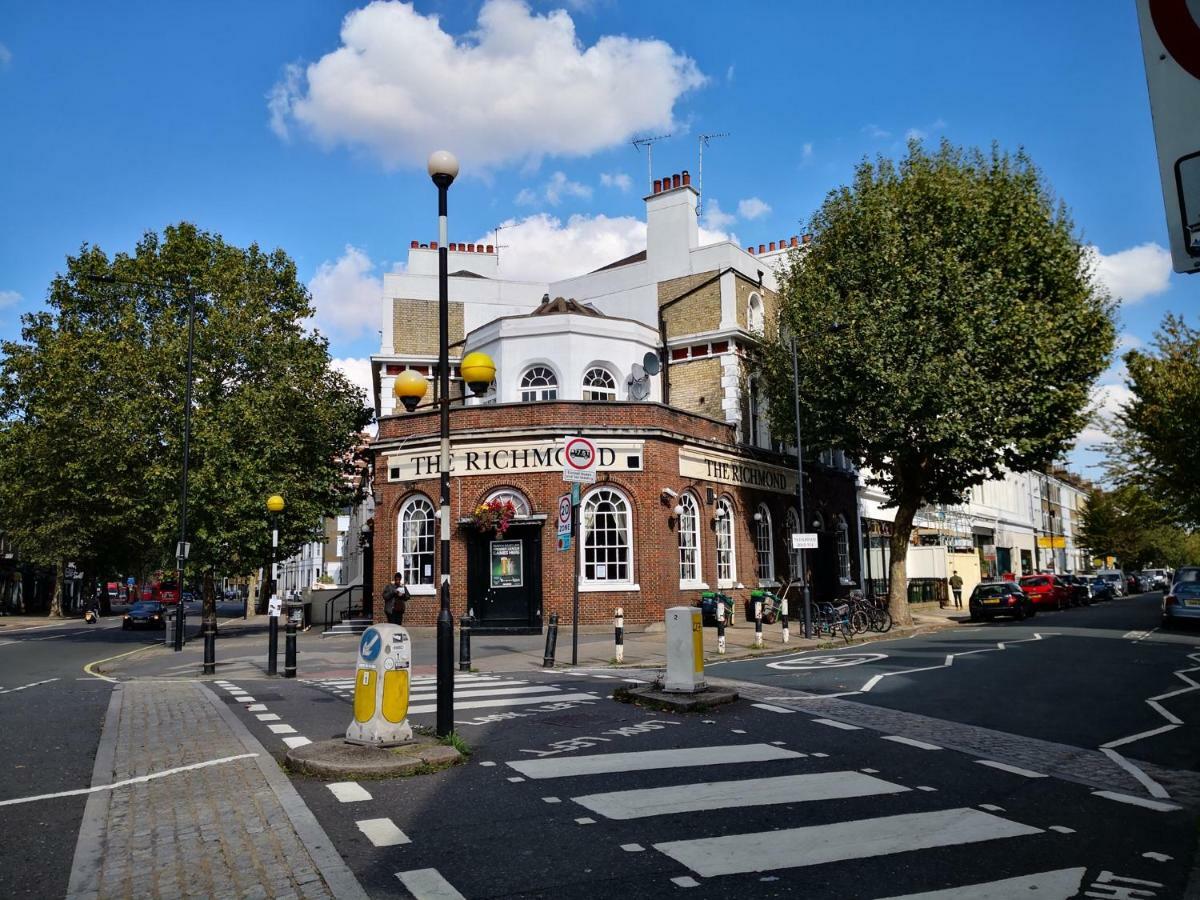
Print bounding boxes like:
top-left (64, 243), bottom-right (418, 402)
top-left (558, 494), bottom-right (572, 527)
top-left (563, 436), bottom-right (598, 472)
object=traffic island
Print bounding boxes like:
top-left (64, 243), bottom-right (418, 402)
top-left (285, 735), bottom-right (463, 779)
top-left (612, 682), bottom-right (738, 713)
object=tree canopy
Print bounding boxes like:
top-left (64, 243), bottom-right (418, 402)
top-left (1079, 484), bottom-right (1200, 570)
top-left (0, 223), bottom-right (372, 616)
top-left (762, 141), bottom-right (1116, 623)
top-left (1106, 314), bottom-right (1200, 531)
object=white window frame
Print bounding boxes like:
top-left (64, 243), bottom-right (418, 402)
top-left (677, 492), bottom-right (703, 588)
top-left (398, 494), bottom-right (436, 594)
top-left (520, 365), bottom-right (558, 402)
top-left (747, 292), bottom-right (764, 335)
top-left (755, 503), bottom-right (775, 584)
top-left (582, 366), bottom-right (617, 401)
top-left (715, 496), bottom-right (736, 588)
top-left (580, 487), bottom-right (635, 589)
top-left (483, 488), bottom-right (531, 518)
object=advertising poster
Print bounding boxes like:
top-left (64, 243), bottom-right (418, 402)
top-left (490, 540), bottom-right (523, 588)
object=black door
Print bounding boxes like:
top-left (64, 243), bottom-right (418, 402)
top-left (466, 522), bottom-right (543, 634)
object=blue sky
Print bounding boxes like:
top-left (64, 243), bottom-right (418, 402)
top-left (1, 1), bottom-right (1196, 479)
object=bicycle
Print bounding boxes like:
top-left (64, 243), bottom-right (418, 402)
top-left (849, 588), bottom-right (892, 633)
top-left (813, 601), bottom-right (852, 643)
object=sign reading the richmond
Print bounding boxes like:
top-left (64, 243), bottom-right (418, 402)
top-left (678, 448), bottom-right (797, 495)
top-left (386, 439), bottom-right (644, 482)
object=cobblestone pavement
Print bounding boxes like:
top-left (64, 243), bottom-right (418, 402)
top-left (67, 682), bottom-right (365, 899)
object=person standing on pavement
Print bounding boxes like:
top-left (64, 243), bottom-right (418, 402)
top-left (382, 572), bottom-right (409, 626)
top-left (950, 571), bottom-right (964, 608)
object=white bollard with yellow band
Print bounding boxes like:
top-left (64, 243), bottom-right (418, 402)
top-left (664, 606), bottom-right (706, 693)
top-left (346, 624), bottom-right (413, 746)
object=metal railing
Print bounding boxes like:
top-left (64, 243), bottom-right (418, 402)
top-left (322, 584), bottom-right (364, 632)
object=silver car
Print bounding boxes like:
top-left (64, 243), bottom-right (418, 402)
top-left (1164, 579), bottom-right (1200, 627)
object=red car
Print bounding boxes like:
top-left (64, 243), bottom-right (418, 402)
top-left (1018, 575), bottom-right (1070, 611)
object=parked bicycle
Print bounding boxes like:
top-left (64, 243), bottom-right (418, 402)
top-left (813, 601), bottom-right (853, 643)
top-left (848, 588), bottom-right (892, 633)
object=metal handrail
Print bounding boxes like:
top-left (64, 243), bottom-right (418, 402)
top-left (322, 584), bottom-right (364, 632)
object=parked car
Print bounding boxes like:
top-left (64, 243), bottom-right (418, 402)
top-left (1059, 574), bottom-right (1090, 607)
top-left (1082, 575), bottom-right (1114, 602)
top-left (969, 581), bottom-right (1035, 622)
top-left (122, 601), bottom-right (166, 630)
top-left (1143, 568), bottom-right (1171, 591)
top-left (1163, 581), bottom-right (1200, 629)
top-left (1096, 570), bottom-right (1126, 597)
top-left (1018, 574), bottom-right (1071, 611)
top-left (1170, 566), bottom-right (1200, 591)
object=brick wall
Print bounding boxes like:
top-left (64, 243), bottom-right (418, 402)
top-left (659, 271), bottom-right (721, 338)
top-left (372, 401), bottom-right (860, 627)
top-left (392, 298), bottom-right (464, 356)
top-left (666, 357), bottom-right (724, 420)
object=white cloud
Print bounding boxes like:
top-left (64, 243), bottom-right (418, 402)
top-left (482, 212), bottom-right (733, 283)
top-left (726, 63), bottom-right (735, 82)
top-left (330, 356), bottom-right (374, 407)
top-left (515, 187), bottom-right (538, 206)
top-left (737, 197), bottom-right (771, 220)
top-left (516, 171), bottom-right (592, 206)
top-left (702, 198), bottom-right (736, 230)
top-left (1075, 381), bottom-right (1134, 450)
top-left (905, 127), bottom-right (926, 141)
top-left (801, 142), bottom-right (813, 162)
top-left (0, 290), bottom-right (20, 308)
top-left (307, 246), bottom-right (387, 342)
top-left (600, 171), bottom-right (632, 192)
top-left (1087, 242), bottom-right (1172, 304)
top-left (269, 0), bottom-right (706, 170)
top-left (863, 124), bottom-right (890, 139)
top-left (0, 43), bottom-right (11, 69)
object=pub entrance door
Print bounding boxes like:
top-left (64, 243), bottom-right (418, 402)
top-left (466, 522), bottom-right (543, 634)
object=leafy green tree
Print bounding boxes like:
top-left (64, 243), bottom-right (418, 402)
top-left (1107, 315), bottom-right (1200, 530)
top-left (1079, 484), bottom-right (1200, 570)
top-left (0, 223), bottom-right (371, 620)
top-left (763, 141), bottom-right (1116, 625)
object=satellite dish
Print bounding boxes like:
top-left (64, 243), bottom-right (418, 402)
top-left (631, 363), bottom-right (646, 381)
top-left (627, 375), bottom-right (650, 401)
top-left (642, 351), bottom-right (661, 376)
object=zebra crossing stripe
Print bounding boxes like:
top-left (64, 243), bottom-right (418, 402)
top-left (407, 685), bottom-right (561, 701)
top-left (573, 771), bottom-right (910, 820)
top-left (873, 866), bottom-right (1087, 899)
top-left (507, 743), bottom-right (800, 779)
top-left (653, 808), bottom-right (1043, 878)
top-left (395, 868), bottom-right (466, 900)
top-left (407, 693), bottom-right (597, 715)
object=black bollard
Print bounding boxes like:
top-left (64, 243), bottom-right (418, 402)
top-left (202, 620), bottom-right (216, 675)
top-left (781, 596), bottom-right (790, 644)
top-left (267, 614), bottom-right (279, 676)
top-left (614, 607), bottom-right (624, 663)
top-left (284, 617), bottom-right (297, 678)
top-left (543, 612), bottom-right (559, 668)
top-left (716, 599), bottom-right (727, 655)
top-left (754, 600), bottom-right (764, 648)
top-left (459, 614), bottom-right (473, 672)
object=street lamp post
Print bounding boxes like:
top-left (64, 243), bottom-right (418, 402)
top-left (790, 335), bottom-right (813, 639)
top-left (266, 494), bottom-right (284, 676)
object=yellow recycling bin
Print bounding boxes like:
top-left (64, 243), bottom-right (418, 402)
top-left (346, 624), bottom-right (413, 746)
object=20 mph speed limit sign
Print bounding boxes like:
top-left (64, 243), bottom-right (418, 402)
top-left (562, 435), bottom-right (598, 484)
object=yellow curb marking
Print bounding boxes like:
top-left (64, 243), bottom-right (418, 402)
top-left (83, 644), bottom-right (157, 683)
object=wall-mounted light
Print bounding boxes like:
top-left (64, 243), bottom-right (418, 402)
top-left (753, 511), bottom-right (763, 522)
top-left (673, 504), bottom-right (685, 517)
top-left (713, 506), bottom-right (726, 519)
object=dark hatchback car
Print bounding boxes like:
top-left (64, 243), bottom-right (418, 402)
top-left (1059, 574), bottom-right (1091, 607)
top-left (969, 581), bottom-right (1035, 621)
top-left (122, 601), bottom-right (166, 630)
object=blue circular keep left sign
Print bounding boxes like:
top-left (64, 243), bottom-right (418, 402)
top-left (359, 627), bottom-right (382, 662)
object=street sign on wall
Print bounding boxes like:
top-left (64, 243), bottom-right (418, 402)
top-left (557, 493), bottom-right (572, 536)
top-left (562, 436), bottom-right (598, 484)
top-left (1137, 0), bottom-right (1200, 273)
top-left (791, 533), bottom-right (819, 550)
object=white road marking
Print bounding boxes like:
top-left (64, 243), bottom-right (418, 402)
top-left (979, 804), bottom-right (1004, 812)
top-left (975, 760), bottom-right (1046, 778)
top-left (395, 868), bottom-right (466, 900)
top-left (574, 817), bottom-right (595, 825)
top-left (622, 843), bottom-right (644, 852)
top-left (234, 696), bottom-right (256, 703)
top-left (507, 777), bottom-right (525, 783)
top-left (1049, 825), bottom-right (1075, 834)
top-left (916, 786), bottom-right (937, 792)
top-left (731, 729), bottom-right (747, 734)
top-left (407, 685), bottom-right (561, 701)
top-left (859, 633), bottom-right (1058, 693)
top-left (267, 723), bottom-right (297, 734)
top-left (282, 736), bottom-right (311, 749)
top-left (357, 817), bottom-right (410, 847)
top-left (572, 771), bottom-right (909, 820)
top-left (873, 866), bottom-right (1086, 899)
top-left (541, 797), bottom-right (560, 804)
top-left (1100, 747), bottom-right (1172, 799)
top-left (0, 677), bottom-right (59, 695)
top-left (247, 704), bottom-right (266, 712)
top-left (813, 718), bottom-right (861, 730)
top-left (1143, 852), bottom-right (1172, 861)
top-left (671, 876), bottom-right (700, 888)
top-left (256, 713), bottom-right (280, 722)
top-left (1091, 790), bottom-right (1181, 812)
top-left (881, 735), bottom-right (942, 751)
top-left (327, 782), bottom-right (372, 803)
top-left (0, 753), bottom-right (256, 807)
top-left (654, 808), bottom-right (1042, 877)
top-left (751, 703), bottom-right (796, 714)
top-left (507, 743), bottom-right (801, 779)
top-left (406, 693), bottom-right (597, 714)
top-left (1101, 723), bottom-right (1180, 750)
top-left (479, 761), bottom-right (496, 767)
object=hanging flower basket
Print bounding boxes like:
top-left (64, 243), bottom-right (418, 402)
top-left (469, 499), bottom-right (517, 536)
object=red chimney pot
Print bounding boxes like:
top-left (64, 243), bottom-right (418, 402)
top-left (790, 236), bottom-right (798, 247)
top-left (672, 173), bottom-right (681, 189)
top-left (653, 179), bottom-right (662, 193)
top-left (430, 241), bottom-right (438, 250)
top-left (802, 233), bottom-right (812, 244)
top-left (769, 241), bottom-right (776, 252)
top-left (682, 170), bottom-right (691, 185)
top-left (486, 244), bottom-right (494, 253)
top-left (747, 246), bottom-right (755, 254)
top-left (758, 244), bottom-right (766, 254)
top-left (410, 240), bottom-right (419, 249)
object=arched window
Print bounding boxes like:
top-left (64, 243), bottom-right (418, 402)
top-left (581, 487), bottom-right (632, 585)
top-left (677, 493), bottom-right (701, 585)
top-left (484, 488), bottom-right (531, 517)
top-left (398, 495), bottom-right (436, 587)
top-left (836, 516), bottom-right (852, 583)
top-left (755, 504), bottom-right (774, 582)
top-left (747, 292), bottom-right (764, 334)
top-left (582, 367), bottom-right (617, 401)
top-left (715, 497), bottom-right (736, 585)
top-left (786, 507), bottom-right (802, 580)
top-left (748, 379), bottom-right (770, 448)
top-left (520, 366), bottom-right (558, 402)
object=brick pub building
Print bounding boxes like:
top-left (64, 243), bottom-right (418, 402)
top-left (370, 171), bottom-right (860, 630)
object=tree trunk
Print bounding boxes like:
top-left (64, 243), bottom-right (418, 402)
top-left (49, 560), bottom-right (65, 618)
top-left (887, 500), bottom-right (919, 627)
